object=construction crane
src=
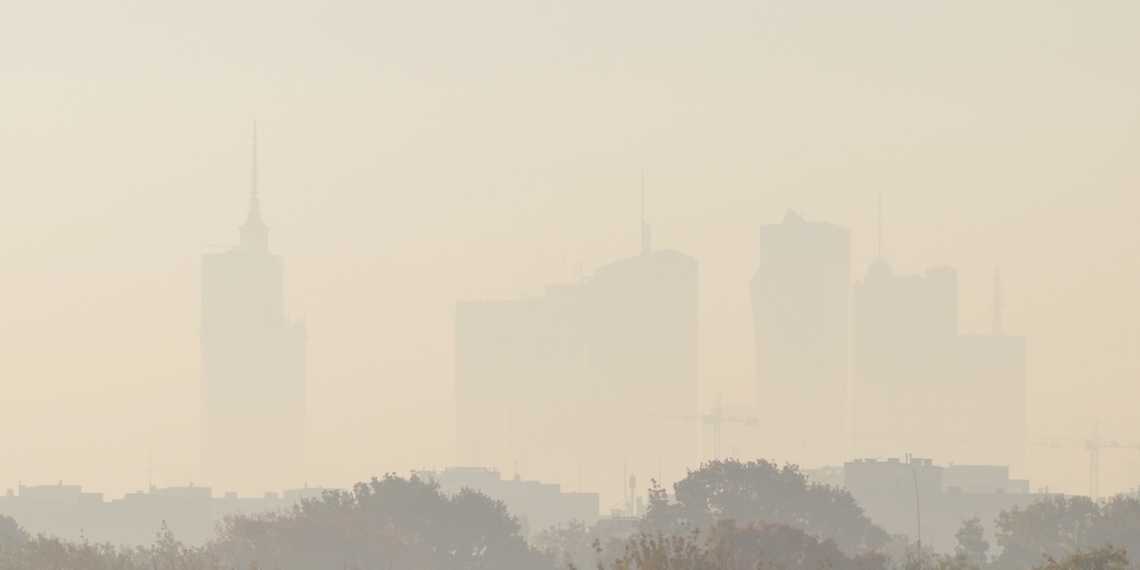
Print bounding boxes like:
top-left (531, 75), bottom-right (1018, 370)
top-left (849, 419), bottom-right (1140, 500)
top-left (591, 394), bottom-right (759, 460)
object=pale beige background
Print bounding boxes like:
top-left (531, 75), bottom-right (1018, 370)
top-left (0, 2), bottom-right (1137, 505)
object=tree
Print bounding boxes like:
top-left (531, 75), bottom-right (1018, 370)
top-left (993, 495), bottom-right (1140, 570)
top-left (706, 519), bottom-right (887, 570)
top-left (957, 517), bottom-right (991, 568)
top-left (640, 459), bottom-right (887, 554)
top-left (898, 551), bottom-right (980, 570)
top-left (0, 532), bottom-right (215, 570)
top-left (1093, 497), bottom-right (1140, 556)
top-left (995, 495), bottom-right (1099, 569)
top-left (535, 520), bottom-right (596, 569)
top-left (607, 529), bottom-right (718, 570)
top-left (211, 472), bottom-right (555, 570)
top-left (1033, 544), bottom-right (1131, 570)
top-left (0, 516), bottom-right (27, 553)
top-left (602, 520), bottom-right (887, 570)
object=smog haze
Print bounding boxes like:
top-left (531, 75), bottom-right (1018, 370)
top-left (0, 1), bottom-right (1138, 509)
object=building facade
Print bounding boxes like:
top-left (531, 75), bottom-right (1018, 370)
top-left (849, 259), bottom-right (1026, 473)
top-left (455, 223), bottom-right (698, 500)
top-left (201, 130), bottom-right (306, 494)
top-left (844, 457), bottom-right (1040, 553)
top-left (750, 210), bottom-right (851, 468)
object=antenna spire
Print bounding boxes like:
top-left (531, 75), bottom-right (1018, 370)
top-left (240, 121), bottom-right (269, 254)
top-left (992, 267), bottom-right (1004, 336)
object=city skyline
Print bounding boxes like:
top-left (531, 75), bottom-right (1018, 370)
top-left (0, 136), bottom-right (1103, 506)
top-left (0, 132), bottom-right (1080, 508)
top-left (0, 2), bottom-right (1136, 511)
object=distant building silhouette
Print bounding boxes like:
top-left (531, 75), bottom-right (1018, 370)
top-left (850, 259), bottom-right (957, 446)
top-left (455, 217), bottom-right (698, 495)
top-left (844, 457), bottom-right (1041, 553)
top-left (949, 268), bottom-right (1026, 472)
top-left (455, 283), bottom-right (585, 472)
top-left (0, 482), bottom-right (333, 546)
top-left (584, 248), bottom-right (698, 424)
top-left (750, 210), bottom-right (850, 468)
top-left (201, 126), bottom-right (306, 494)
top-left (850, 259), bottom-right (1026, 472)
top-left (420, 467), bottom-right (600, 539)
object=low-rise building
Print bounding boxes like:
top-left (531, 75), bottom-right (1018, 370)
top-left (844, 457), bottom-right (1043, 553)
top-left (0, 483), bottom-right (337, 546)
top-left (421, 467), bottom-right (600, 538)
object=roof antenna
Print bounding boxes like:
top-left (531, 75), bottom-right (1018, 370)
top-left (240, 121), bottom-right (269, 254)
top-left (992, 267), bottom-right (1004, 336)
top-left (877, 192), bottom-right (882, 259)
top-left (913, 469), bottom-right (922, 558)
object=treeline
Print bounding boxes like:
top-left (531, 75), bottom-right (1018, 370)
top-left (986, 494), bottom-right (1140, 570)
top-left (541, 459), bottom-right (1140, 570)
top-left (541, 458), bottom-right (890, 569)
top-left (0, 474), bottom-right (549, 570)
top-left (1, 461), bottom-right (1139, 570)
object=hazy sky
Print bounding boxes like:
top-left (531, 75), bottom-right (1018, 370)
top-left (0, 2), bottom-right (1138, 501)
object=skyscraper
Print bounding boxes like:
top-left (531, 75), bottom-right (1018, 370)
top-left (201, 126), bottom-right (307, 493)
top-left (750, 210), bottom-right (850, 468)
top-left (455, 216), bottom-right (698, 495)
top-left (581, 245), bottom-right (699, 484)
top-left (455, 283), bottom-right (585, 471)
top-left (850, 260), bottom-right (1026, 473)
top-left (849, 260), bottom-right (957, 453)
top-left (948, 269), bottom-right (1027, 472)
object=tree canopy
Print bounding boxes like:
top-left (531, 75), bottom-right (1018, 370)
top-left (993, 495), bottom-right (1140, 570)
top-left (212, 472), bottom-right (554, 570)
top-left (603, 520), bottom-right (887, 570)
top-left (957, 517), bottom-right (991, 568)
top-left (0, 474), bottom-right (554, 570)
top-left (640, 459), bottom-right (887, 554)
top-left (1032, 544), bottom-right (1132, 570)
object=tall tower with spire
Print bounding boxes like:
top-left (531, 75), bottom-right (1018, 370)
top-left (201, 125), bottom-right (307, 494)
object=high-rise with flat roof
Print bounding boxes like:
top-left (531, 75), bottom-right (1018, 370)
top-left (750, 210), bottom-right (850, 468)
top-left (850, 259), bottom-right (957, 450)
top-left (455, 218), bottom-right (698, 495)
top-left (455, 283), bottom-right (585, 471)
top-left (850, 260), bottom-right (1025, 473)
top-left (201, 127), bottom-right (306, 494)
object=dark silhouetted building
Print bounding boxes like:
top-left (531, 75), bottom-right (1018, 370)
top-left (201, 128), bottom-right (306, 494)
top-left (750, 210), bottom-right (850, 468)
